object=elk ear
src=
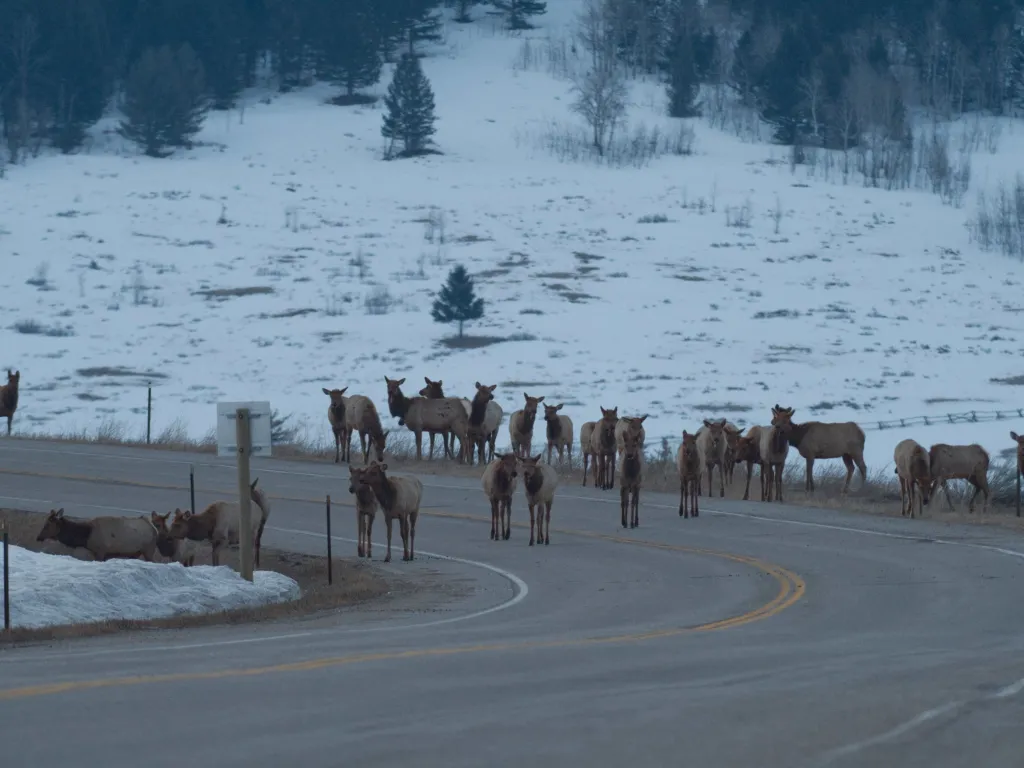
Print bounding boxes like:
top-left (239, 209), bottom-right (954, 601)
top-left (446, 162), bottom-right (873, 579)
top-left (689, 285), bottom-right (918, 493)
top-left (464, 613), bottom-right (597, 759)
top-left (475, 381), bottom-right (481, 388)
top-left (703, 419), bottom-right (713, 428)
top-left (1012, 431), bottom-right (1019, 441)
top-left (57, 508), bottom-right (65, 517)
top-left (250, 478), bottom-right (259, 490)
top-left (637, 414), bottom-right (647, 423)
top-left (323, 387), bottom-right (331, 395)
top-left (424, 376), bottom-right (431, 384)
top-left (397, 378), bottom-right (405, 386)
top-left (338, 386), bottom-right (348, 395)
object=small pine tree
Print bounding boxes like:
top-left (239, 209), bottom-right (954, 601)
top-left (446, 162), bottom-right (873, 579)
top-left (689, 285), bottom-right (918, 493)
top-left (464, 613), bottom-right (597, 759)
top-left (431, 264), bottom-right (484, 338)
top-left (381, 53), bottom-right (438, 158)
top-left (119, 44), bottom-right (209, 157)
top-left (667, 31), bottom-right (700, 118)
top-left (493, 0), bottom-right (547, 31)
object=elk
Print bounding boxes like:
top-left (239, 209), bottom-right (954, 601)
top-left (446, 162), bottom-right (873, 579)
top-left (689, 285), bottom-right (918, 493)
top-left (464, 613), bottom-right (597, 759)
top-left (589, 406), bottom-right (619, 490)
top-left (348, 465), bottom-right (378, 558)
top-left (418, 376), bottom-right (455, 459)
top-left (352, 462), bottom-right (423, 562)
top-left (151, 510), bottom-right (197, 566)
top-left (618, 430), bottom-right (643, 528)
top-left (734, 426), bottom-right (765, 501)
top-left (481, 452), bottom-right (518, 541)
top-left (893, 439), bottom-right (933, 519)
top-left (36, 509), bottom-right (158, 562)
top-left (722, 423), bottom-right (741, 486)
top-left (695, 418), bottom-right (728, 498)
top-left (422, 377), bottom-right (504, 459)
top-left (761, 408), bottom-right (791, 502)
top-left (519, 453), bottom-right (559, 546)
top-left (322, 386), bottom-right (349, 463)
top-left (580, 421), bottom-right (597, 486)
top-left (614, 415), bottom-right (647, 456)
top-left (676, 430), bottom-right (701, 518)
top-left (509, 393), bottom-right (544, 458)
top-left (385, 376), bottom-right (470, 462)
top-left (465, 382), bottom-right (498, 466)
top-left (543, 403), bottom-right (574, 466)
top-left (168, 478), bottom-right (271, 567)
top-left (770, 405), bottom-right (867, 494)
top-left (928, 443), bottom-right (990, 514)
top-left (0, 369), bottom-right (20, 435)
top-left (1011, 431), bottom-right (1024, 516)
top-left (344, 394), bottom-right (389, 465)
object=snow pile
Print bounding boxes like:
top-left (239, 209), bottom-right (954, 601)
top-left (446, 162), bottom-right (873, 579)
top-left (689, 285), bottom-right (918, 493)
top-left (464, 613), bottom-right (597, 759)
top-left (0, 545), bottom-right (300, 629)
top-left (4, 0), bottom-right (1024, 471)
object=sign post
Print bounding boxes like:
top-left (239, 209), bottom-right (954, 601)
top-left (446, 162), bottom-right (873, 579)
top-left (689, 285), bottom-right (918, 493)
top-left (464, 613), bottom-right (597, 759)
top-left (216, 401), bottom-right (272, 582)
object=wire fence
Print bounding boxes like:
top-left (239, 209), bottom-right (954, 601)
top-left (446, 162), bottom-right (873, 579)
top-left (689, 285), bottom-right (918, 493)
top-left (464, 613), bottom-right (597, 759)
top-left (864, 407), bottom-right (1024, 432)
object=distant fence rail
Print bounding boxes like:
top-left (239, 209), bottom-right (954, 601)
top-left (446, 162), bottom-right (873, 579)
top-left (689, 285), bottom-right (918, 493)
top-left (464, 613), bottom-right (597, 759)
top-left (865, 408), bottom-right (1024, 432)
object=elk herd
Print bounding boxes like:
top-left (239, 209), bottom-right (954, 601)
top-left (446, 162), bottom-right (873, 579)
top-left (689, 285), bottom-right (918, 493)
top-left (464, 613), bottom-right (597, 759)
top-left (5, 367), bottom-right (1014, 576)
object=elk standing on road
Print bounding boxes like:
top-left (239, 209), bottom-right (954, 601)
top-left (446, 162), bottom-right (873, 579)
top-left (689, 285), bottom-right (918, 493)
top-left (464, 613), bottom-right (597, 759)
top-left (355, 462), bottom-right (423, 562)
top-left (618, 430), bottom-right (643, 528)
top-left (695, 418), bottom-right (728, 498)
top-left (770, 405), bottom-right (867, 494)
top-left (481, 452), bottom-right (518, 541)
top-left (590, 406), bottom-right (619, 490)
top-left (322, 386), bottom-right (349, 463)
top-left (928, 443), bottom-right (990, 514)
top-left (543, 403), bottom-right (574, 466)
top-left (466, 382), bottom-right (498, 466)
top-left (734, 426), bottom-right (765, 501)
top-left (344, 394), bottom-right (389, 465)
top-left (519, 453), bottom-right (559, 546)
top-left (580, 421), bottom-right (597, 486)
top-left (385, 376), bottom-right (469, 462)
top-left (348, 465), bottom-right (379, 558)
top-left (676, 430), bottom-right (701, 518)
top-left (509, 393), bottom-right (544, 458)
top-left (893, 438), bottom-right (933, 519)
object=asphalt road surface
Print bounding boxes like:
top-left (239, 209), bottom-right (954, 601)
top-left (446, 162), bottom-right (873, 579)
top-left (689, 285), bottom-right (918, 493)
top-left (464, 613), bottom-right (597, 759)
top-left (1, 439), bottom-right (1024, 768)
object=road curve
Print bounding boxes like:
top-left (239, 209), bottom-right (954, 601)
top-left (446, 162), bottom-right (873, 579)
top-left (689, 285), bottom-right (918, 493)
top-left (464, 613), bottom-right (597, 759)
top-left (1, 439), bottom-right (1024, 767)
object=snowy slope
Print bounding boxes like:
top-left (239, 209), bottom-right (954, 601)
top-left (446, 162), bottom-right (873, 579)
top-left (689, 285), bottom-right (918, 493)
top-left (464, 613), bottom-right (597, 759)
top-left (3, 1), bottom-right (1024, 471)
top-left (0, 544), bottom-right (300, 629)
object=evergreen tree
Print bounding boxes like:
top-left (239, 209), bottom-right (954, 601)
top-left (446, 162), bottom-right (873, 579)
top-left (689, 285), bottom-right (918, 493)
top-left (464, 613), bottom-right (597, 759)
top-left (406, 0), bottom-right (443, 52)
top-left (431, 265), bottom-right (484, 338)
top-left (381, 52), bottom-right (438, 157)
top-left (692, 29), bottom-right (718, 82)
top-left (493, 0), bottom-right (547, 31)
top-left (119, 44), bottom-right (209, 157)
top-left (315, 0), bottom-right (381, 103)
top-left (760, 25), bottom-right (815, 144)
top-left (453, 0), bottom-right (482, 23)
top-left (666, 27), bottom-right (699, 117)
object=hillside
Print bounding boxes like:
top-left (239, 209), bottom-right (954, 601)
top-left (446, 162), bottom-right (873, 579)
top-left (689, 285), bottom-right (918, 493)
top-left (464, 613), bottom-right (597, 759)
top-left (3, 1), bottom-right (1024, 470)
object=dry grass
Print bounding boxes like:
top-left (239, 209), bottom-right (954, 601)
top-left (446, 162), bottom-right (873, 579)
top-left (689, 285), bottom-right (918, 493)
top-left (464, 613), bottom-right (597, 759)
top-left (0, 508), bottom-right (392, 646)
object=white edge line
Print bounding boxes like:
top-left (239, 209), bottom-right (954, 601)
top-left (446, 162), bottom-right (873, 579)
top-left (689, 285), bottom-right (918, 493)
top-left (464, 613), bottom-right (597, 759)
top-left (0, 518), bottom-right (529, 665)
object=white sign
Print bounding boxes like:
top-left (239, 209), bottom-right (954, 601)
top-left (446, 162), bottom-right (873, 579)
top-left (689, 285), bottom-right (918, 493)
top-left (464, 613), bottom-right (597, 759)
top-left (216, 401), bottom-right (273, 458)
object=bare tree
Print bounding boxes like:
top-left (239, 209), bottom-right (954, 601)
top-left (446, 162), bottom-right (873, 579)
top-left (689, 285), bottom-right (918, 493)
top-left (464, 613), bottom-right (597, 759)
top-left (799, 70), bottom-right (824, 144)
top-left (571, 59), bottom-right (628, 155)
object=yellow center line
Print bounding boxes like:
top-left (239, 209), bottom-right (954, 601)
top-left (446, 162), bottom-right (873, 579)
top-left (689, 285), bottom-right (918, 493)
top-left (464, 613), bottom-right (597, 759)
top-left (0, 468), bottom-right (807, 702)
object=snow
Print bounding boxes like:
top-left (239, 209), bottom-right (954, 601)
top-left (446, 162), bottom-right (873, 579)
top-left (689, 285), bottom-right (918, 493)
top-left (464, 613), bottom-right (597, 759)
top-left (0, 544), bottom-right (300, 629)
top-left (4, 1), bottom-right (1024, 473)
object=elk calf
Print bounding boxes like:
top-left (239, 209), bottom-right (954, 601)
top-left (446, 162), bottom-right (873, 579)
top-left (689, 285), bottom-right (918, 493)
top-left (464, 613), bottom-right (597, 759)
top-left (734, 426), bottom-right (765, 501)
top-left (543, 403), bottom-right (574, 466)
top-left (322, 386), bottom-right (349, 463)
top-left (580, 421), bottom-right (596, 486)
top-left (893, 439), bottom-right (933, 519)
top-left (676, 431), bottom-right (701, 518)
top-left (348, 466), bottom-right (379, 558)
top-left (466, 382), bottom-right (498, 466)
top-left (0, 369), bottom-right (19, 435)
top-left (928, 443), bottom-right (990, 513)
top-left (481, 453), bottom-right (518, 541)
top-left (589, 406), bottom-right (619, 490)
top-left (619, 431), bottom-right (643, 528)
top-left (762, 408), bottom-right (792, 502)
top-left (695, 418), bottom-right (728, 498)
top-left (355, 462), bottom-right (423, 562)
top-left (518, 454), bottom-right (559, 546)
top-left (722, 423), bottom-right (741, 486)
top-left (168, 478), bottom-right (271, 567)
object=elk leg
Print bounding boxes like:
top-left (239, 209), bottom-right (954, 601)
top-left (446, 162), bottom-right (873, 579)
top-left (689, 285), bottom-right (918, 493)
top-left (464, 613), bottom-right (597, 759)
top-left (620, 486), bottom-right (628, 528)
top-left (334, 431), bottom-right (340, 463)
top-left (632, 487), bottom-right (639, 528)
top-left (610, 454), bottom-right (617, 490)
top-left (707, 465), bottom-right (714, 500)
top-left (842, 455), bottom-right (855, 494)
top-left (692, 483), bottom-right (699, 517)
top-left (529, 503), bottom-right (536, 546)
top-left (719, 462), bottom-right (725, 498)
top-left (414, 432), bottom-right (423, 461)
top-left (384, 517), bottom-right (394, 562)
top-left (366, 515), bottom-right (374, 559)
top-left (679, 478), bottom-right (686, 517)
top-left (400, 516), bottom-right (410, 562)
top-left (358, 511), bottom-right (365, 557)
top-left (968, 480), bottom-right (982, 513)
top-left (360, 432), bottom-right (369, 463)
top-left (409, 514), bottom-right (416, 560)
top-left (490, 498), bottom-right (498, 540)
top-left (898, 476), bottom-right (906, 516)
top-left (503, 500), bottom-right (511, 540)
top-left (582, 454), bottom-right (589, 486)
top-left (805, 457), bottom-right (815, 492)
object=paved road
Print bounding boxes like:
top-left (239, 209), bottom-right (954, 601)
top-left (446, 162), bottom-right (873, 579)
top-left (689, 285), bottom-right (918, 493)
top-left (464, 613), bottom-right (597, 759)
top-left (1, 439), bottom-right (1024, 767)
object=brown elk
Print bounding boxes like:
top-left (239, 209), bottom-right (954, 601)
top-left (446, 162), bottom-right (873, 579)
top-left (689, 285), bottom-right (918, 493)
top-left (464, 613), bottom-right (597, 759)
top-left (893, 439), bottom-right (933, 519)
top-left (519, 454), bottom-right (559, 546)
top-left (348, 465), bottom-right (378, 558)
top-left (352, 462), bottom-right (423, 562)
top-left (770, 405), bottom-right (867, 494)
top-left (169, 478), bottom-right (271, 567)
top-left (418, 376), bottom-right (456, 458)
top-left (614, 415), bottom-right (648, 456)
top-left (676, 430), bottom-right (701, 518)
top-left (761, 408), bottom-right (791, 502)
top-left (589, 406), bottom-right (619, 490)
top-left (543, 403), bottom-right (574, 466)
top-left (466, 382), bottom-right (498, 466)
top-left (385, 376), bottom-right (469, 462)
top-left (322, 386), bottom-right (349, 463)
top-left (618, 430), bottom-right (643, 528)
top-left (344, 394), bottom-right (389, 465)
top-left (37, 509), bottom-right (158, 562)
top-left (722, 423), bottom-right (741, 486)
top-left (580, 421), bottom-right (597, 486)
top-left (928, 443), bottom-right (990, 514)
top-left (1011, 431), bottom-right (1024, 515)
top-left (734, 426), bottom-right (765, 501)
top-left (695, 418), bottom-right (728, 498)
top-left (151, 510), bottom-right (197, 566)
top-left (481, 452), bottom-right (518, 541)
top-left (0, 369), bottom-right (20, 435)
top-left (509, 393), bottom-right (544, 458)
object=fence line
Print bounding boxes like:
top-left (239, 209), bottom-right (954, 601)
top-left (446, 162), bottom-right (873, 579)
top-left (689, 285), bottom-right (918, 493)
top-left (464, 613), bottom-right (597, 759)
top-left (863, 407), bottom-right (1024, 432)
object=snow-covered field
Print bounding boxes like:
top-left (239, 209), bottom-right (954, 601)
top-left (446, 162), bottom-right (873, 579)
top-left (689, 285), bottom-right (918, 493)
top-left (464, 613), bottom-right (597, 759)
top-left (3, 1), bottom-right (1024, 472)
top-left (0, 544), bottom-right (299, 629)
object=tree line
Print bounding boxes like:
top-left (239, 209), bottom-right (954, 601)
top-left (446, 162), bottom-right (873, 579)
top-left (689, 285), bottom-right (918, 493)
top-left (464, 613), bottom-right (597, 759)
top-left (0, 0), bottom-right (546, 160)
